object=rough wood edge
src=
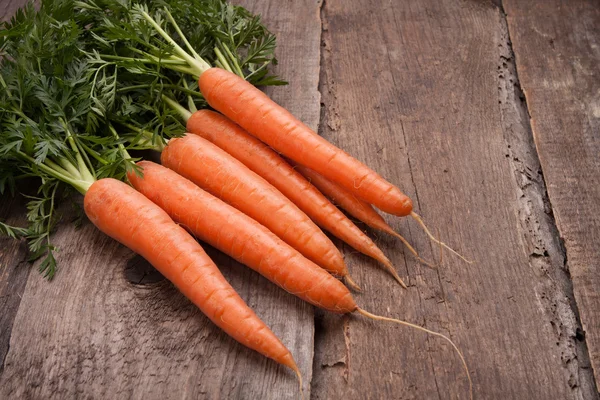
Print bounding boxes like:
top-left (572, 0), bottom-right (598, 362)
top-left (499, 1), bottom-right (599, 396)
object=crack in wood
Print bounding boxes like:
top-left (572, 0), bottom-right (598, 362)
top-left (342, 316), bottom-right (350, 383)
top-left (497, 2), bottom-right (599, 397)
top-left (0, 192), bottom-right (33, 377)
top-left (318, 315), bottom-right (350, 382)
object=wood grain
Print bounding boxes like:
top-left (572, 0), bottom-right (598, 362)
top-left (503, 0), bottom-right (600, 387)
top-left (0, 0), bottom-right (321, 398)
top-left (311, 0), bottom-right (594, 398)
top-left (2, 0), bottom-right (600, 398)
top-left (0, 193), bottom-right (31, 375)
top-left (0, 219), bottom-right (310, 399)
top-left (0, 0), bottom-right (25, 21)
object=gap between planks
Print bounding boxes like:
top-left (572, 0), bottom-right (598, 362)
top-left (497, 0), bottom-right (599, 397)
top-left (312, 0), bottom-right (599, 399)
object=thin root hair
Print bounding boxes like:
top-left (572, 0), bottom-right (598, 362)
top-left (410, 212), bottom-right (473, 264)
top-left (356, 307), bottom-right (473, 400)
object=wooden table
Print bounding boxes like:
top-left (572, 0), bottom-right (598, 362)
top-left (1, 0), bottom-right (599, 398)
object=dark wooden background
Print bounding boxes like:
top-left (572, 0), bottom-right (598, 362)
top-left (1, 0), bottom-right (599, 398)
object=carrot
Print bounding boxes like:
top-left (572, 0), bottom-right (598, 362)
top-left (292, 163), bottom-right (471, 264)
top-left (128, 161), bottom-right (354, 311)
top-left (137, 11), bottom-right (470, 266)
top-left (84, 178), bottom-right (300, 380)
top-left (159, 134), bottom-right (357, 288)
top-left (128, 162), bottom-right (472, 399)
top-left (197, 68), bottom-right (412, 216)
top-left (291, 162), bottom-right (436, 267)
top-left (135, 5), bottom-right (408, 216)
top-left (184, 109), bottom-right (404, 288)
top-left (193, 71), bottom-right (471, 264)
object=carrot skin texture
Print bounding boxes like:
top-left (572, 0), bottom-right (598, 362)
top-left (198, 68), bottom-right (413, 216)
top-left (128, 162), bottom-right (356, 314)
top-left (160, 134), bottom-right (347, 278)
top-left (187, 110), bottom-right (391, 268)
top-left (83, 178), bottom-right (297, 370)
top-left (292, 163), bottom-right (396, 236)
top-left (84, 180), bottom-right (467, 394)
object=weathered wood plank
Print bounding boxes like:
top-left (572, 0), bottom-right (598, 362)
top-left (0, 0), bottom-right (25, 21)
top-left (0, 0), bottom-right (321, 398)
top-left (239, 0), bottom-right (323, 130)
top-left (1, 217), bottom-right (306, 399)
top-left (503, 0), bottom-right (600, 387)
top-left (311, 0), bottom-right (593, 398)
top-left (0, 193), bottom-right (31, 375)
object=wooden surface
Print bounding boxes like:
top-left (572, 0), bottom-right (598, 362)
top-left (0, 195), bottom-right (31, 377)
top-left (0, 0), bottom-right (599, 399)
top-left (503, 0), bottom-right (600, 386)
top-left (313, 0), bottom-right (597, 398)
top-left (0, 1), bottom-right (320, 399)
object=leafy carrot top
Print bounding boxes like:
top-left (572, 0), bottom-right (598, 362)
top-left (0, 0), bottom-right (284, 277)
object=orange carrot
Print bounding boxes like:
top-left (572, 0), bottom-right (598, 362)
top-left (185, 110), bottom-right (404, 287)
top-left (291, 162), bottom-right (398, 234)
top-left (291, 162), bottom-right (435, 267)
top-left (159, 134), bottom-right (354, 286)
top-left (291, 163), bottom-right (470, 264)
top-left (198, 68), bottom-right (412, 216)
top-left (128, 161), bottom-right (354, 312)
top-left (84, 178), bottom-right (299, 377)
top-left (127, 162), bottom-right (471, 398)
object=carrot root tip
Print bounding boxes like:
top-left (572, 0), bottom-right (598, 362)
top-left (410, 212), bottom-right (473, 264)
top-left (388, 228), bottom-right (437, 269)
top-left (345, 274), bottom-right (362, 292)
top-left (355, 307), bottom-right (473, 400)
top-left (382, 260), bottom-right (407, 289)
top-left (293, 364), bottom-right (304, 400)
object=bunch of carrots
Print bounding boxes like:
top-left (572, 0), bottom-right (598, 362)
top-left (0, 0), bottom-right (472, 397)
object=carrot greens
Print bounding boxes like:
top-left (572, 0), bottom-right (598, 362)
top-left (0, 6), bottom-right (128, 276)
top-left (85, 0), bottom-right (285, 83)
top-left (0, 0), bottom-right (283, 277)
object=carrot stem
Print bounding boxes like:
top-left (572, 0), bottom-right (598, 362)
top-left (219, 40), bottom-right (244, 78)
top-left (109, 125), bottom-right (132, 160)
top-left (137, 7), bottom-right (210, 75)
top-left (160, 64), bottom-right (201, 78)
top-left (163, 8), bottom-right (203, 62)
top-left (79, 141), bottom-right (109, 165)
top-left (74, 138), bottom-right (97, 180)
top-left (116, 83), bottom-right (203, 98)
top-left (243, 61), bottom-right (269, 81)
top-left (214, 59), bottom-right (226, 72)
top-left (45, 158), bottom-right (78, 179)
top-left (0, 74), bottom-right (10, 97)
top-left (162, 95), bottom-right (192, 121)
top-left (356, 307), bottom-right (473, 400)
top-left (61, 120), bottom-right (96, 182)
top-left (95, 53), bottom-right (186, 66)
top-left (118, 122), bottom-right (166, 151)
top-left (410, 212), bottom-right (473, 264)
top-left (121, 49), bottom-right (200, 77)
top-left (17, 152), bottom-right (93, 194)
top-left (214, 47), bottom-right (234, 74)
top-left (180, 79), bottom-right (198, 113)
